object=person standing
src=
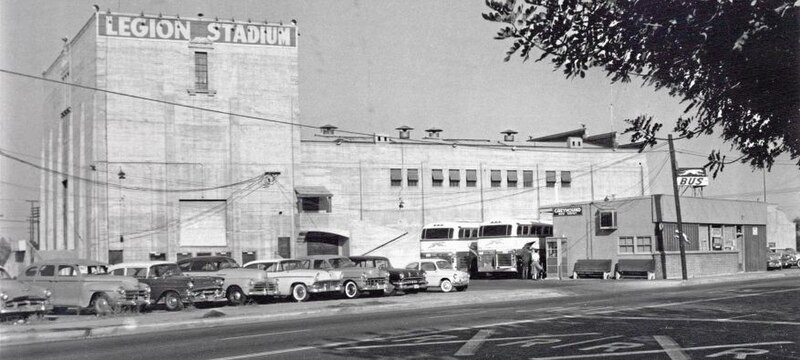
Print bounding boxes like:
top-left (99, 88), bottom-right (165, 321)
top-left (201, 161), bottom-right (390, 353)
top-left (521, 245), bottom-right (532, 280)
top-left (531, 247), bottom-right (543, 280)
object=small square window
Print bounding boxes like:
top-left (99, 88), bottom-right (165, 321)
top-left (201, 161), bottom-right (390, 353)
top-left (599, 210), bottom-right (617, 229)
top-left (507, 170), bottom-right (518, 187)
top-left (523, 170), bottom-right (533, 188)
top-left (466, 169), bottom-right (477, 187)
top-left (490, 170), bottom-right (502, 188)
top-left (545, 171), bottom-right (556, 187)
top-left (390, 168), bottom-right (402, 187)
top-left (407, 169), bottom-right (419, 187)
top-left (636, 236), bottom-right (652, 253)
top-left (432, 169), bottom-right (444, 187)
top-left (561, 171), bottom-right (571, 187)
top-left (619, 237), bottom-right (634, 254)
top-left (449, 169), bottom-right (460, 187)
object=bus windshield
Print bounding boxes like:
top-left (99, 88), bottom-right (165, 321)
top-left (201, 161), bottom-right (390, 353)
top-left (481, 224), bottom-right (511, 237)
top-left (422, 228), bottom-right (453, 240)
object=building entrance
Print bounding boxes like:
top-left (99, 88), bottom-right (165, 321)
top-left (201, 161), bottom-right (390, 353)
top-left (546, 237), bottom-right (569, 280)
top-left (305, 231), bottom-right (349, 256)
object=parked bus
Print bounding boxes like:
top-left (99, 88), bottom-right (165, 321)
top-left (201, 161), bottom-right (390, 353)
top-left (419, 222), bottom-right (480, 271)
top-left (476, 219), bottom-right (553, 275)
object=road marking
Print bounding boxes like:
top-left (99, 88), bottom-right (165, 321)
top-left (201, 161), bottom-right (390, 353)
top-left (218, 329), bottom-right (309, 341)
top-left (529, 341), bottom-right (793, 359)
top-left (551, 336), bottom-right (623, 349)
top-left (209, 346), bottom-right (316, 359)
top-left (653, 335), bottom-right (689, 360)
top-left (573, 315), bottom-right (800, 327)
top-left (337, 333), bottom-right (602, 351)
top-left (428, 310), bottom-right (489, 319)
top-left (454, 329), bottom-right (494, 356)
top-left (723, 314), bottom-right (756, 320)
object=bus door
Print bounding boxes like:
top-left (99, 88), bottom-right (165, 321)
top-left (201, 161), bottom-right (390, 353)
top-left (545, 237), bottom-right (568, 279)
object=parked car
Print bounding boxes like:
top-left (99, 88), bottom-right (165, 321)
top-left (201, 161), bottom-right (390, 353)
top-left (405, 258), bottom-right (469, 292)
top-left (0, 266), bottom-right (52, 320)
top-left (177, 256), bottom-right (277, 305)
top-left (777, 250), bottom-right (798, 268)
top-left (243, 259), bottom-right (344, 302)
top-left (349, 256), bottom-right (427, 295)
top-left (109, 261), bottom-right (226, 311)
top-left (297, 255), bottom-right (389, 299)
top-left (17, 259), bottom-right (150, 314)
top-left (767, 253), bottom-right (783, 270)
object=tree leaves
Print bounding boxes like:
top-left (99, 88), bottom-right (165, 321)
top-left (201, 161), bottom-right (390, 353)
top-left (483, 0), bottom-right (800, 172)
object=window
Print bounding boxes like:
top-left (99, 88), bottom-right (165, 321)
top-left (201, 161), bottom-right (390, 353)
top-left (108, 250), bottom-right (123, 265)
top-left (299, 196), bottom-right (332, 213)
top-left (545, 171), bottom-right (556, 187)
top-left (561, 171), bottom-right (572, 187)
top-left (128, 267), bottom-right (148, 278)
top-left (711, 225), bottom-right (723, 250)
top-left (507, 170), bottom-right (518, 187)
top-left (39, 265), bottom-right (55, 277)
top-left (599, 210), bottom-right (617, 229)
top-left (619, 237), bottom-right (635, 254)
top-left (421, 262), bottom-right (436, 271)
top-left (177, 252), bottom-right (192, 262)
top-left (111, 269), bottom-right (125, 276)
top-left (466, 169), bottom-right (477, 187)
top-left (407, 169), bottom-right (419, 187)
top-left (390, 168), bottom-right (402, 187)
top-left (449, 169), bottom-right (460, 187)
top-left (459, 228), bottom-right (478, 239)
top-left (57, 265), bottom-right (77, 277)
top-left (523, 170), bottom-right (533, 188)
top-left (490, 170), bottom-right (502, 188)
top-left (405, 262), bottom-right (418, 270)
top-left (242, 251), bottom-right (257, 265)
top-left (636, 236), bottom-right (653, 253)
top-left (422, 228), bottom-right (453, 239)
top-left (432, 169), bottom-right (444, 187)
top-left (194, 52), bottom-right (209, 90)
top-left (24, 266), bottom-right (38, 277)
top-left (481, 225), bottom-right (511, 237)
top-left (149, 253), bottom-right (166, 261)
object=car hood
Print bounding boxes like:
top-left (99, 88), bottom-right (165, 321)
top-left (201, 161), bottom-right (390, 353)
top-left (0, 279), bottom-right (50, 299)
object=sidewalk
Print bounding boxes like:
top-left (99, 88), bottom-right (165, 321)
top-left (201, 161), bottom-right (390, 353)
top-left (2, 270), bottom-right (797, 345)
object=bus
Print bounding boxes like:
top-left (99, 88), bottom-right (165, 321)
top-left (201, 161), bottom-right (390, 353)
top-left (476, 219), bottom-right (553, 275)
top-left (419, 222), bottom-right (480, 271)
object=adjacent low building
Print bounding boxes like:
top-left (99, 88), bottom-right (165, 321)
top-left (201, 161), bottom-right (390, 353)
top-left (544, 195), bottom-right (770, 279)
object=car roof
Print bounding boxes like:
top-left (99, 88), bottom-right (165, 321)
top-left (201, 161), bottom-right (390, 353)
top-left (108, 261), bottom-right (176, 269)
top-left (177, 256), bottom-right (235, 262)
top-left (242, 259), bottom-right (299, 266)
top-left (419, 258), bottom-right (449, 263)
top-left (349, 256), bottom-right (389, 261)
top-left (29, 258), bottom-right (107, 266)
top-left (298, 255), bottom-right (347, 260)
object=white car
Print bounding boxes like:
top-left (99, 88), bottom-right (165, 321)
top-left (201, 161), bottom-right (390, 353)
top-left (243, 259), bottom-right (343, 302)
top-left (405, 258), bottom-right (469, 293)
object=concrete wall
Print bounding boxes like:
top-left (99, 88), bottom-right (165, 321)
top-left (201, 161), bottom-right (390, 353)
top-left (654, 251), bottom-right (739, 279)
top-left (299, 141), bottom-right (649, 266)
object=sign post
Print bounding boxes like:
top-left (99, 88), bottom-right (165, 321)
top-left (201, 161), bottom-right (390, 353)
top-left (668, 135), bottom-right (689, 280)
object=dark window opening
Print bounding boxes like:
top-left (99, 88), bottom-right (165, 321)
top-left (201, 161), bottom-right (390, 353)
top-left (545, 171), bottom-right (556, 187)
top-left (449, 169), bottom-right (460, 187)
top-left (507, 170), bottom-right (518, 188)
top-left (490, 170), bottom-right (502, 188)
top-left (407, 169), bottom-right (419, 187)
top-left (599, 210), bottom-right (617, 229)
top-left (390, 168), bottom-right (402, 187)
top-left (466, 169), bottom-right (477, 187)
top-left (432, 169), bottom-right (444, 187)
top-left (561, 171), bottom-right (572, 187)
top-left (194, 52), bottom-right (209, 91)
top-left (523, 170), bottom-right (533, 188)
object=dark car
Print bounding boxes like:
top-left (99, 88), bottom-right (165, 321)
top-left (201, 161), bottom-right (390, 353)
top-left (177, 256), bottom-right (276, 305)
top-left (109, 261), bottom-right (226, 311)
top-left (349, 256), bottom-right (427, 295)
top-left (0, 266), bottom-right (53, 320)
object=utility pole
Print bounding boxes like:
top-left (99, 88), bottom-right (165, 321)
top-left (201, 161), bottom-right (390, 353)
top-left (26, 200), bottom-right (40, 251)
top-left (668, 135), bottom-right (688, 280)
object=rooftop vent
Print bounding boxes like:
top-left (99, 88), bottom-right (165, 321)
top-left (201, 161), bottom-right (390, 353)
top-left (567, 136), bottom-right (583, 149)
top-left (396, 125), bottom-right (413, 140)
top-left (320, 124), bottom-right (337, 135)
top-left (501, 129), bottom-right (518, 142)
top-left (425, 127), bottom-right (443, 139)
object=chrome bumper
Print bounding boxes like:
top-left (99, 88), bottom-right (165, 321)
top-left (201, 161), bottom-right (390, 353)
top-left (309, 280), bottom-right (343, 293)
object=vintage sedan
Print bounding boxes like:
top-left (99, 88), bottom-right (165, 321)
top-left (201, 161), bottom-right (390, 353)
top-left (405, 258), bottom-right (469, 292)
top-left (244, 259), bottom-right (344, 302)
top-left (0, 266), bottom-right (52, 320)
top-left (109, 261), bottom-right (226, 311)
top-left (298, 255), bottom-right (389, 299)
top-left (349, 256), bottom-right (427, 295)
top-left (17, 259), bottom-right (150, 314)
top-left (177, 256), bottom-right (277, 305)
top-left (767, 253), bottom-right (783, 270)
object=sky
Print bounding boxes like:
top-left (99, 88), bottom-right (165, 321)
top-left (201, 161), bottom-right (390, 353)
top-left (1, 0), bottom-right (798, 239)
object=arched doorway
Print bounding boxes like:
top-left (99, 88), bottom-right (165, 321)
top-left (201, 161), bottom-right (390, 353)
top-left (305, 231), bottom-right (350, 256)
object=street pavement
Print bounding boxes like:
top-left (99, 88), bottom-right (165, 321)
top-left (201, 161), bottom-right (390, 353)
top-left (2, 270), bottom-right (799, 359)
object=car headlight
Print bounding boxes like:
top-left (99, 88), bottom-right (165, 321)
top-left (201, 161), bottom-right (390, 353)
top-left (361, 273), bottom-right (368, 280)
top-left (0, 292), bottom-right (8, 301)
top-left (314, 272), bottom-right (320, 282)
top-left (144, 284), bottom-right (151, 294)
top-left (248, 279), bottom-right (255, 287)
top-left (399, 273), bottom-right (405, 279)
top-left (44, 289), bottom-right (52, 298)
top-left (187, 281), bottom-right (194, 289)
top-left (215, 278), bottom-right (224, 287)
top-left (117, 286), bottom-right (126, 295)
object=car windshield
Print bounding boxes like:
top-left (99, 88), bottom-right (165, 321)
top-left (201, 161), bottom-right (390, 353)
top-left (0, 268), bottom-right (11, 280)
top-left (152, 264), bottom-right (181, 277)
top-left (79, 265), bottom-right (109, 275)
top-left (436, 260), bottom-right (454, 270)
top-left (769, 254), bottom-right (782, 260)
top-left (282, 260), bottom-right (304, 271)
top-left (217, 259), bottom-right (240, 269)
top-left (329, 257), bottom-right (355, 269)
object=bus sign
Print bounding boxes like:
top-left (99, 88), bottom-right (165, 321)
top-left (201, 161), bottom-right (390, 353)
top-left (677, 168), bottom-right (709, 187)
top-left (553, 207), bottom-right (582, 216)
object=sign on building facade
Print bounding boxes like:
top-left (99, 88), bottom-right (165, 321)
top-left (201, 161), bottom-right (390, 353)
top-left (553, 207), bottom-right (583, 216)
top-left (676, 168), bottom-right (709, 187)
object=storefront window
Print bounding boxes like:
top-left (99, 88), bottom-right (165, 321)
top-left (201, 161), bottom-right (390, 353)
top-left (636, 237), bottom-right (652, 253)
top-left (619, 237), bottom-right (634, 254)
